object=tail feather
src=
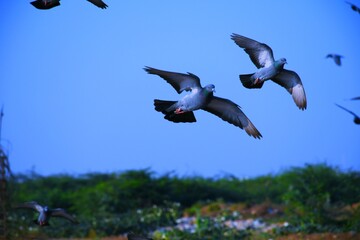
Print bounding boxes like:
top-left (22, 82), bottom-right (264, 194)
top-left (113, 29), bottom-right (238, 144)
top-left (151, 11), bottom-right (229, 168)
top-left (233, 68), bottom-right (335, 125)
top-left (239, 74), bottom-right (264, 89)
top-left (154, 99), bottom-right (196, 123)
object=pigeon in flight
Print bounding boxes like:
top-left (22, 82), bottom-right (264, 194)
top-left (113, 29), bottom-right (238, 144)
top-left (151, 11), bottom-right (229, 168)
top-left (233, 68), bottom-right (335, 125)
top-left (326, 54), bottom-right (344, 66)
top-left (144, 67), bottom-right (262, 139)
top-left (30, 0), bottom-right (108, 9)
top-left (14, 201), bottom-right (79, 226)
top-left (345, 1), bottom-right (360, 13)
top-left (231, 33), bottom-right (307, 110)
top-left (30, 0), bottom-right (60, 9)
top-left (335, 104), bottom-right (360, 124)
top-left (128, 232), bottom-right (153, 240)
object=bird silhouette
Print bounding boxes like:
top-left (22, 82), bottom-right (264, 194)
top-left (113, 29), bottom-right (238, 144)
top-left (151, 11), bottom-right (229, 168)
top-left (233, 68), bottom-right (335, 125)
top-left (144, 66), bottom-right (262, 139)
top-left (326, 54), bottom-right (343, 66)
top-left (231, 33), bottom-right (307, 110)
top-left (345, 1), bottom-right (360, 13)
top-left (335, 104), bottom-right (360, 124)
top-left (30, 0), bottom-right (108, 10)
top-left (14, 201), bottom-right (79, 226)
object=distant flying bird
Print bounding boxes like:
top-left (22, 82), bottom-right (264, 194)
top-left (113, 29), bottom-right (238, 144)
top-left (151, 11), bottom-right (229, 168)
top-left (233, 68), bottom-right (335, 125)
top-left (335, 104), bottom-right (360, 124)
top-left (231, 33), bottom-right (307, 110)
top-left (144, 66), bottom-right (262, 139)
top-left (30, 0), bottom-right (60, 9)
top-left (30, 0), bottom-right (108, 10)
top-left (14, 201), bottom-right (79, 226)
top-left (350, 96), bottom-right (360, 100)
top-left (345, 1), bottom-right (360, 13)
top-left (326, 54), bottom-right (344, 66)
top-left (128, 232), bottom-right (153, 240)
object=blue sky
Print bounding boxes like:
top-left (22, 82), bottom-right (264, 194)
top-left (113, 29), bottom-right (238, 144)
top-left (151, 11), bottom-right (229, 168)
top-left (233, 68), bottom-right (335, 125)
top-left (0, 1), bottom-right (359, 177)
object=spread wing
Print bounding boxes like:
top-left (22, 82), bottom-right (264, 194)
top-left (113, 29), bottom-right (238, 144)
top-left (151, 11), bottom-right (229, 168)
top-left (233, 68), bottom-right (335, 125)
top-left (14, 201), bottom-right (43, 212)
top-left (231, 33), bottom-right (275, 68)
top-left (51, 208), bottom-right (79, 224)
top-left (202, 96), bottom-right (262, 139)
top-left (87, 0), bottom-right (108, 8)
top-left (144, 66), bottom-right (202, 94)
top-left (272, 69), bottom-right (307, 110)
top-left (335, 104), bottom-right (359, 118)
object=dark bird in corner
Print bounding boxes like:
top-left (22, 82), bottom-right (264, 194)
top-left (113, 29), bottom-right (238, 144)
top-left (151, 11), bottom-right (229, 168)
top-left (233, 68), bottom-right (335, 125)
top-left (335, 104), bottom-right (360, 124)
top-left (30, 0), bottom-right (108, 10)
top-left (14, 201), bottom-right (79, 226)
top-left (326, 54), bottom-right (344, 66)
top-left (345, 1), bottom-right (360, 13)
top-left (128, 232), bottom-right (153, 240)
top-left (144, 66), bottom-right (262, 139)
top-left (231, 33), bottom-right (307, 110)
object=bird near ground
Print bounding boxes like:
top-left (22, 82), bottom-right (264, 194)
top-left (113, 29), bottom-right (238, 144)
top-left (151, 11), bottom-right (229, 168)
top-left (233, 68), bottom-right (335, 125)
top-left (345, 1), bottom-right (360, 13)
top-left (128, 232), bottom-right (153, 240)
top-left (326, 54), bottom-right (344, 66)
top-left (144, 66), bottom-right (262, 139)
top-left (30, 0), bottom-right (108, 10)
top-left (231, 33), bottom-right (307, 111)
top-left (335, 103), bottom-right (360, 124)
top-left (14, 201), bottom-right (79, 226)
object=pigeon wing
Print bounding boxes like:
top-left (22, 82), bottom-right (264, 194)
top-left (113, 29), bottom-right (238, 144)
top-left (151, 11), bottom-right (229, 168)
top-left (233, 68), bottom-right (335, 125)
top-left (231, 33), bottom-right (275, 68)
top-left (144, 66), bottom-right (202, 94)
top-left (335, 104), bottom-right (358, 117)
top-left (14, 201), bottom-right (43, 212)
top-left (87, 0), bottom-right (108, 8)
top-left (272, 69), bottom-right (307, 110)
top-left (51, 208), bottom-right (79, 224)
top-left (202, 96), bottom-right (262, 139)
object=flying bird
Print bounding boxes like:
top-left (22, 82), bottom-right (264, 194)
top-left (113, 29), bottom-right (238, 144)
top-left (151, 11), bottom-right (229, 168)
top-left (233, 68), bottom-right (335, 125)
top-left (335, 104), bottom-right (360, 124)
top-left (144, 66), bottom-right (262, 139)
top-left (345, 1), bottom-right (360, 13)
top-left (128, 232), bottom-right (153, 240)
top-left (30, 0), bottom-right (60, 9)
top-left (326, 54), bottom-right (344, 66)
top-left (30, 0), bottom-right (108, 9)
top-left (14, 201), bottom-right (79, 226)
top-left (231, 33), bottom-right (307, 110)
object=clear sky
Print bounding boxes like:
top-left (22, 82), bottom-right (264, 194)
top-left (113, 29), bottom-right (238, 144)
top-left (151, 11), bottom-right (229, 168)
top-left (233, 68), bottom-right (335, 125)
top-left (0, 1), bottom-right (359, 178)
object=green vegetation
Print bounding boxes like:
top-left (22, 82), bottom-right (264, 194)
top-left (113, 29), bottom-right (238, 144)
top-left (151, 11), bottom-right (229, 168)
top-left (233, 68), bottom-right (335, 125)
top-left (7, 163), bottom-right (360, 239)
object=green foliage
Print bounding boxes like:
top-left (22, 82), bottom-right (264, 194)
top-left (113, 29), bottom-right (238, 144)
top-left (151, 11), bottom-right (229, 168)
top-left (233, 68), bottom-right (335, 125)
top-left (7, 163), bottom-right (360, 238)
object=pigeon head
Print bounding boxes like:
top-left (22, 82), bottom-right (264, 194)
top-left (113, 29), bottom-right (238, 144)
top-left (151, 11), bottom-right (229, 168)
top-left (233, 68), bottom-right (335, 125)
top-left (204, 84), bottom-right (216, 93)
top-left (274, 58), bottom-right (287, 69)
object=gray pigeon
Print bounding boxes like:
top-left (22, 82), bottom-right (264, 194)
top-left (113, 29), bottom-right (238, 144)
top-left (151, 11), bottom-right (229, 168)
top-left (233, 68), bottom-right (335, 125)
top-left (14, 201), bottom-right (78, 226)
top-left (144, 66), bottom-right (262, 139)
top-left (326, 54), bottom-right (343, 66)
top-left (346, 1), bottom-right (360, 13)
top-left (231, 33), bottom-right (307, 110)
top-left (30, 0), bottom-right (60, 9)
top-left (128, 232), bottom-right (153, 240)
top-left (335, 104), bottom-right (360, 124)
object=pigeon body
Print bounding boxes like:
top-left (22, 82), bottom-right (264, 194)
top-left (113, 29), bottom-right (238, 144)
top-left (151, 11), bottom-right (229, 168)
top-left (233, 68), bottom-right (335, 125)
top-left (326, 54), bottom-right (343, 66)
top-left (335, 104), bottom-right (360, 124)
top-left (144, 66), bottom-right (262, 139)
top-left (14, 201), bottom-right (78, 226)
top-left (30, 0), bottom-right (60, 10)
top-left (231, 33), bottom-right (307, 110)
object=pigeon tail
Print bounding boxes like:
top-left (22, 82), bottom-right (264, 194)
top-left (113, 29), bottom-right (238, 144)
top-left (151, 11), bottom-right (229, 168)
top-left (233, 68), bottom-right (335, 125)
top-left (239, 74), bottom-right (264, 89)
top-left (154, 99), bottom-right (176, 113)
top-left (154, 99), bottom-right (196, 123)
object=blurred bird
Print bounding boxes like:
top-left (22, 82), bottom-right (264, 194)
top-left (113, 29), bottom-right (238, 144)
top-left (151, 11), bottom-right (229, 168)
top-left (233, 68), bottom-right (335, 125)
top-left (231, 33), bottom-right (307, 110)
top-left (326, 54), bottom-right (344, 66)
top-left (345, 1), bottom-right (360, 13)
top-left (350, 96), bottom-right (360, 100)
top-left (30, 0), bottom-right (60, 9)
top-left (30, 0), bottom-right (108, 9)
top-left (335, 104), bottom-right (360, 124)
top-left (144, 66), bottom-right (262, 139)
top-left (128, 232), bottom-right (153, 240)
top-left (14, 201), bottom-right (79, 226)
